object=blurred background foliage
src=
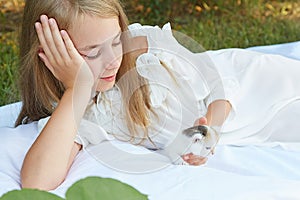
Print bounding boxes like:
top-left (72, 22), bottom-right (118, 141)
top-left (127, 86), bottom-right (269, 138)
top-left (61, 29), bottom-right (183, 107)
top-left (0, 0), bottom-right (300, 106)
top-left (125, 0), bottom-right (300, 48)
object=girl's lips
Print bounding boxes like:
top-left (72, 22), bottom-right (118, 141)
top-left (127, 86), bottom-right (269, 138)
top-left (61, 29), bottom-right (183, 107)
top-left (100, 74), bottom-right (116, 82)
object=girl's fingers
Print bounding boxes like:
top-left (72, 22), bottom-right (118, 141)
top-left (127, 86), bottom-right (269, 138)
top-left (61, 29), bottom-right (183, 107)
top-left (48, 18), bottom-right (70, 60)
top-left (40, 15), bottom-right (62, 64)
top-left (190, 157), bottom-right (207, 165)
top-left (60, 30), bottom-right (94, 87)
top-left (187, 156), bottom-right (207, 166)
top-left (199, 117), bottom-right (208, 125)
top-left (35, 22), bottom-right (54, 63)
top-left (182, 153), bottom-right (208, 166)
top-left (60, 30), bottom-right (81, 60)
top-left (38, 52), bottom-right (56, 76)
top-left (194, 117), bottom-right (208, 126)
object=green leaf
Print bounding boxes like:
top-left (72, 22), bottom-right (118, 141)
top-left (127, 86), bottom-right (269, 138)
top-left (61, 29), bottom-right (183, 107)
top-left (0, 189), bottom-right (64, 200)
top-left (66, 177), bottom-right (148, 200)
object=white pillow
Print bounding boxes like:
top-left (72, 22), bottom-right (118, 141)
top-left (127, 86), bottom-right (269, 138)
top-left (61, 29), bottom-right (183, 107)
top-left (0, 122), bottom-right (38, 192)
top-left (0, 102), bottom-right (22, 128)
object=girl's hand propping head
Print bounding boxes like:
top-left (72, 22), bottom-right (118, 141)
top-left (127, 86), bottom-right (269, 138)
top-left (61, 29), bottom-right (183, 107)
top-left (35, 15), bottom-right (95, 90)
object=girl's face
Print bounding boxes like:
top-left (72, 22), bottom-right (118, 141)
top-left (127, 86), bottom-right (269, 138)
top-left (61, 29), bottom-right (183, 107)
top-left (69, 15), bottom-right (123, 92)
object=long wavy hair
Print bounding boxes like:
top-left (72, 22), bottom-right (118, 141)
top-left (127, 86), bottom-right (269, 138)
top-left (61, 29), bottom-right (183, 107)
top-left (15, 0), bottom-right (153, 143)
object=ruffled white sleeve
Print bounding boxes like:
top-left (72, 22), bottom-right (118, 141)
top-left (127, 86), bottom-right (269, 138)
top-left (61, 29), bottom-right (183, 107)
top-left (128, 22), bottom-right (179, 54)
top-left (37, 110), bottom-right (112, 149)
top-left (128, 23), bottom-right (238, 120)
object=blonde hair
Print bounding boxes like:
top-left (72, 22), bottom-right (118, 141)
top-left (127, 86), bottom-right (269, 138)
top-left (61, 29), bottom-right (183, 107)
top-left (16, 0), bottom-right (153, 144)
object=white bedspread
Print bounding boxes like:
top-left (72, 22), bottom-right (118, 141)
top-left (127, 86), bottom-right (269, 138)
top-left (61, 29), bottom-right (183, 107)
top-left (1, 42), bottom-right (300, 199)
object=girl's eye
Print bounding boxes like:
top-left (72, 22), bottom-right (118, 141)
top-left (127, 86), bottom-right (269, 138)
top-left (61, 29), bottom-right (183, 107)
top-left (112, 40), bottom-right (122, 47)
top-left (80, 39), bottom-right (121, 60)
top-left (82, 48), bottom-right (102, 60)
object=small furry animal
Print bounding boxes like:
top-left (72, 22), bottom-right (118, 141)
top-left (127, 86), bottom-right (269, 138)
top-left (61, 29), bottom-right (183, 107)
top-left (158, 125), bottom-right (220, 165)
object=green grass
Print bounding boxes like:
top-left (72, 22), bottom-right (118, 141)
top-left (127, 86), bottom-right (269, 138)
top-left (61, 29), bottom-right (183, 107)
top-left (126, 0), bottom-right (300, 49)
top-left (1, 0), bottom-right (300, 106)
top-left (0, 0), bottom-right (22, 106)
top-left (0, 32), bottom-right (19, 106)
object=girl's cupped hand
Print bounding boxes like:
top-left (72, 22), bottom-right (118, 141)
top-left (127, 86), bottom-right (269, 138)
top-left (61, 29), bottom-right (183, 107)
top-left (182, 117), bottom-right (212, 166)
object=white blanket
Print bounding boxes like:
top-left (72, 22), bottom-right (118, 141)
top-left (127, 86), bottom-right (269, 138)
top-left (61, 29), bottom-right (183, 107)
top-left (1, 42), bottom-right (300, 199)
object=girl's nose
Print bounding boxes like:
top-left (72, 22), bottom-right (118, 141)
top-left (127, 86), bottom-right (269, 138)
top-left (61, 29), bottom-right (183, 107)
top-left (105, 57), bottom-right (120, 70)
top-left (103, 47), bottom-right (122, 70)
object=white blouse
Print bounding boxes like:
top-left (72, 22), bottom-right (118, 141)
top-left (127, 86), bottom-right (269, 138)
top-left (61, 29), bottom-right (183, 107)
top-left (38, 23), bottom-right (300, 149)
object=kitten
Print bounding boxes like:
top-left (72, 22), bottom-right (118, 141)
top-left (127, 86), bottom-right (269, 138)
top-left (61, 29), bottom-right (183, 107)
top-left (158, 125), bottom-right (220, 165)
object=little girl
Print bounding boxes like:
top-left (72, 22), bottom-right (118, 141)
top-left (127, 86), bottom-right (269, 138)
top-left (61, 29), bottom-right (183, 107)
top-left (17, 0), bottom-right (300, 191)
